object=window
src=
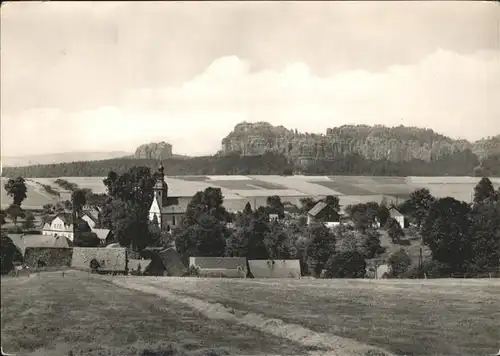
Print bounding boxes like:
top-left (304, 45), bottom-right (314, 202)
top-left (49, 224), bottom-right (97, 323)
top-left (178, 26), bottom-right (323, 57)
top-left (172, 215), bottom-right (176, 226)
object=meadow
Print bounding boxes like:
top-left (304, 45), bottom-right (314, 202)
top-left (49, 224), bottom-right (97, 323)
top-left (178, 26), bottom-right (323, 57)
top-left (3, 271), bottom-right (498, 356)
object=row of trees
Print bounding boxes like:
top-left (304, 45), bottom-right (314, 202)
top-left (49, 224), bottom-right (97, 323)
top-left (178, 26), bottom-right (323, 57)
top-left (3, 151), bottom-right (499, 179)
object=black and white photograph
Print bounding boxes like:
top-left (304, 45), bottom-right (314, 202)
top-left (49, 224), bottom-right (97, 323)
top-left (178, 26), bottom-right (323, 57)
top-left (1, 1), bottom-right (499, 356)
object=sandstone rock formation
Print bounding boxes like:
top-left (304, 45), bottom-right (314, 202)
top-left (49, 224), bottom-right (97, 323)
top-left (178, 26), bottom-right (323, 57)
top-left (134, 141), bottom-right (173, 160)
top-left (221, 122), bottom-right (500, 163)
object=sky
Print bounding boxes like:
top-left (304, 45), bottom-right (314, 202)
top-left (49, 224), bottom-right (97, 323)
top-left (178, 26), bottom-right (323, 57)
top-left (1, 1), bottom-right (500, 157)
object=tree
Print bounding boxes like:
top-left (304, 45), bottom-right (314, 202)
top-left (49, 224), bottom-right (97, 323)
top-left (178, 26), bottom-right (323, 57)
top-left (323, 195), bottom-right (340, 212)
top-left (22, 212), bottom-right (36, 230)
top-left (71, 189), bottom-right (87, 218)
top-left (226, 207), bottom-right (269, 260)
top-left (346, 202), bottom-right (379, 232)
top-left (103, 166), bottom-right (159, 251)
top-left (4, 176), bottom-right (27, 206)
top-left (388, 248), bottom-right (412, 277)
top-left (401, 188), bottom-right (436, 228)
top-left (266, 195), bottom-right (285, 218)
top-left (6, 204), bottom-right (25, 226)
top-left (473, 177), bottom-right (495, 204)
top-left (377, 199), bottom-right (391, 227)
top-left (468, 200), bottom-right (500, 273)
top-left (362, 229), bottom-right (385, 259)
top-left (110, 199), bottom-right (151, 251)
top-left (305, 223), bottom-right (336, 277)
top-left (0, 210), bottom-right (6, 226)
top-left (324, 251), bottom-right (366, 278)
top-left (386, 217), bottom-right (405, 243)
top-left (299, 197), bottom-right (317, 214)
top-left (1, 233), bottom-right (23, 274)
top-left (421, 197), bottom-right (472, 272)
top-left (176, 214), bottom-right (227, 260)
top-left (263, 221), bottom-right (296, 259)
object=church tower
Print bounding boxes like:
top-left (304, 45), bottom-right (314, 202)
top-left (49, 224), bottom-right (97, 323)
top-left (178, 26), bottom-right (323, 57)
top-left (153, 162), bottom-right (169, 207)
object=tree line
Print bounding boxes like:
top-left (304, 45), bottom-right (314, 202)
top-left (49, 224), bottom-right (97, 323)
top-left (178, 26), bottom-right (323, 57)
top-left (2, 151), bottom-right (499, 178)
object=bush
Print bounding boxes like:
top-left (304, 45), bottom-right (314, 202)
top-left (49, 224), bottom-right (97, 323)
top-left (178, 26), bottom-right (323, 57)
top-left (387, 248), bottom-right (412, 277)
top-left (188, 265), bottom-right (200, 277)
top-left (324, 251), bottom-right (366, 278)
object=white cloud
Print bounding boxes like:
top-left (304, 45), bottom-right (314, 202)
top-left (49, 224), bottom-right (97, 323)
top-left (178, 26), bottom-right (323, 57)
top-left (2, 49), bottom-right (499, 157)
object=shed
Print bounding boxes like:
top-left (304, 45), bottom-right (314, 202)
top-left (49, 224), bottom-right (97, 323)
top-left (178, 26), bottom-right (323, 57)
top-left (307, 201), bottom-right (340, 226)
top-left (141, 247), bottom-right (186, 276)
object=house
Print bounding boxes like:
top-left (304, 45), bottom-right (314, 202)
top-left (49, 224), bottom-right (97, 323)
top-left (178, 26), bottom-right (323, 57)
top-left (307, 201), bottom-right (341, 227)
top-left (91, 228), bottom-right (112, 246)
top-left (189, 257), bottom-right (247, 278)
top-left (7, 233), bottom-right (72, 256)
top-left (42, 213), bottom-right (74, 241)
top-left (269, 213), bottom-right (279, 222)
top-left (128, 259), bottom-right (152, 275)
top-left (248, 259), bottom-right (301, 278)
top-left (388, 207), bottom-right (406, 228)
top-left (148, 163), bottom-right (187, 232)
top-left (141, 247), bottom-right (186, 276)
top-left (81, 209), bottom-right (99, 229)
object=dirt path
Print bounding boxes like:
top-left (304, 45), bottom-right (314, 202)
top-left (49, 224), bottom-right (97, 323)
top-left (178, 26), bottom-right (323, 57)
top-left (113, 278), bottom-right (395, 356)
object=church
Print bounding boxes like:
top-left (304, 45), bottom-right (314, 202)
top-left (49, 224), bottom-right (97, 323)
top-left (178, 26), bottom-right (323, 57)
top-left (148, 164), bottom-right (186, 232)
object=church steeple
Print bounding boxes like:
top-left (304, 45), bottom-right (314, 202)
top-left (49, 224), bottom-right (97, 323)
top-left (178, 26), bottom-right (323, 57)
top-left (154, 161), bottom-right (168, 206)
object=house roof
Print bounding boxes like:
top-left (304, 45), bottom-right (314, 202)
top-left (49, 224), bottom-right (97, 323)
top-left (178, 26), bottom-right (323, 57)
top-left (92, 228), bottom-right (110, 241)
top-left (142, 247), bottom-right (186, 276)
top-left (128, 259), bottom-right (152, 271)
top-left (389, 207), bottom-right (404, 217)
top-left (190, 256), bottom-right (246, 270)
top-left (7, 233), bottom-right (71, 255)
top-left (308, 201), bottom-right (328, 217)
top-left (160, 205), bottom-right (187, 214)
top-left (82, 210), bottom-right (99, 223)
top-left (50, 213), bottom-right (74, 225)
top-left (106, 243), bottom-right (121, 248)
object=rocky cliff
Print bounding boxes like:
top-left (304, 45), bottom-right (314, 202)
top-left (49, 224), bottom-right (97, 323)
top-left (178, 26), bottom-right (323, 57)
top-left (134, 141), bottom-right (173, 160)
top-left (221, 122), bottom-right (500, 163)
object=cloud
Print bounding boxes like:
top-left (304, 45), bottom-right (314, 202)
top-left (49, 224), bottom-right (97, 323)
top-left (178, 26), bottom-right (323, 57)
top-left (2, 49), bottom-right (499, 157)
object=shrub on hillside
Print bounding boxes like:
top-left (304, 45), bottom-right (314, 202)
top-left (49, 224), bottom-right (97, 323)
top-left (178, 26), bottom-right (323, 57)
top-left (387, 248), bottom-right (412, 277)
top-left (324, 251), bottom-right (366, 278)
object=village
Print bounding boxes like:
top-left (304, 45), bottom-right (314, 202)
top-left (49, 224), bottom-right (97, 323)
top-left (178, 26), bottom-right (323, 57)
top-left (3, 163), bottom-right (422, 280)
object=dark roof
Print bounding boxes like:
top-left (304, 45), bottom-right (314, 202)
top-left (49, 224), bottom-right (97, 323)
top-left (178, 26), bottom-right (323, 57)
top-left (190, 257), bottom-right (246, 270)
top-left (7, 233), bottom-right (71, 255)
top-left (308, 201), bottom-right (328, 216)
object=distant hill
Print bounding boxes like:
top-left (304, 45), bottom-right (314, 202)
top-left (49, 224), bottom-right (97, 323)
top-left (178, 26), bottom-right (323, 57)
top-left (1, 151), bottom-right (131, 167)
top-left (221, 122), bottom-right (500, 163)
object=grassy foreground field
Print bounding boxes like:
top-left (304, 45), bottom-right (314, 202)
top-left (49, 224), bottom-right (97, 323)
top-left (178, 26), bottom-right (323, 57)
top-left (122, 277), bottom-right (500, 356)
top-left (3, 273), bottom-right (499, 356)
top-left (1, 271), bottom-right (314, 356)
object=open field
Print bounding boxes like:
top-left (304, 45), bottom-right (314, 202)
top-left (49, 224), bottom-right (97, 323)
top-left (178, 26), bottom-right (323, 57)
top-left (120, 277), bottom-right (500, 356)
top-left (1, 271), bottom-right (314, 356)
top-left (2, 175), bottom-right (499, 210)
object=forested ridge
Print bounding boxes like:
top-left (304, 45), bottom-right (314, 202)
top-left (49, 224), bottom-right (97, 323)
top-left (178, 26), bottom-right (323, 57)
top-left (2, 151), bottom-right (500, 178)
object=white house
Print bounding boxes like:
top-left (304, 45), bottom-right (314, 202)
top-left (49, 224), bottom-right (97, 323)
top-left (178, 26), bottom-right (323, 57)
top-left (42, 213), bottom-right (75, 241)
top-left (307, 201), bottom-right (341, 227)
top-left (388, 207), bottom-right (405, 228)
top-left (148, 163), bottom-right (187, 232)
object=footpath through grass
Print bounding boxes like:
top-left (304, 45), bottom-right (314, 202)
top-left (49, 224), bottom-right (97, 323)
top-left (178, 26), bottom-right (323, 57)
top-left (136, 277), bottom-right (500, 356)
top-left (1, 271), bottom-right (311, 356)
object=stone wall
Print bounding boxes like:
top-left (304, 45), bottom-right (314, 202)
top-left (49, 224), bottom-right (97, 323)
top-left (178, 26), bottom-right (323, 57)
top-left (71, 247), bottom-right (127, 272)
